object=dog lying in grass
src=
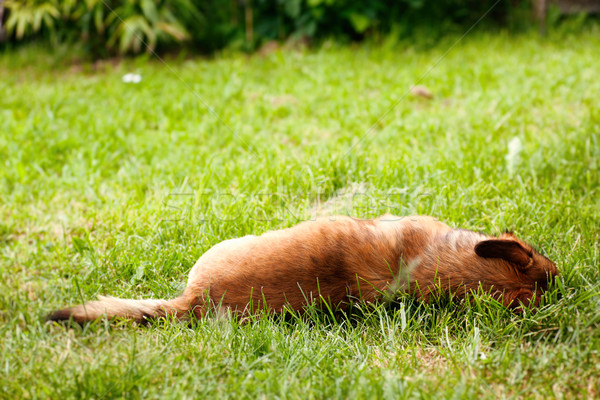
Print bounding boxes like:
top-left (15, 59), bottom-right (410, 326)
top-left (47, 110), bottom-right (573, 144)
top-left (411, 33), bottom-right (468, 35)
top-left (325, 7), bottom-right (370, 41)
top-left (49, 215), bottom-right (558, 323)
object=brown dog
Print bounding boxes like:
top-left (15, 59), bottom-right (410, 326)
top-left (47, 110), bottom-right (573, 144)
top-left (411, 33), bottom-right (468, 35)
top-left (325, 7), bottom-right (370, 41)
top-left (48, 215), bottom-right (559, 323)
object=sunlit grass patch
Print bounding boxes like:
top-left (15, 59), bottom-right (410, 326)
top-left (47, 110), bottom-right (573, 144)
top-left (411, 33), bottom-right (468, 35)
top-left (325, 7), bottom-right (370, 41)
top-left (1, 30), bottom-right (599, 398)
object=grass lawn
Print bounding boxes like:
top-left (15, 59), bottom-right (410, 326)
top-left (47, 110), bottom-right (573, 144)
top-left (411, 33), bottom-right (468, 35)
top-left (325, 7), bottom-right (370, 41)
top-left (1, 29), bottom-right (599, 398)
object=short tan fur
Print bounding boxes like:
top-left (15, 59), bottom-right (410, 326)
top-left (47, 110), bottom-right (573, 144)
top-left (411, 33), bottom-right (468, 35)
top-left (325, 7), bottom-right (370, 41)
top-left (48, 215), bottom-right (559, 323)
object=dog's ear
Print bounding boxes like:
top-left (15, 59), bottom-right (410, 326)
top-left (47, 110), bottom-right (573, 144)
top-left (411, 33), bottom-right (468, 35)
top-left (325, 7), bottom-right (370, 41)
top-left (475, 239), bottom-right (532, 268)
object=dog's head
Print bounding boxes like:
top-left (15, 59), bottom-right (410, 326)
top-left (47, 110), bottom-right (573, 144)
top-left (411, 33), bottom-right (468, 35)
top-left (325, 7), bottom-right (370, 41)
top-left (474, 232), bottom-right (559, 310)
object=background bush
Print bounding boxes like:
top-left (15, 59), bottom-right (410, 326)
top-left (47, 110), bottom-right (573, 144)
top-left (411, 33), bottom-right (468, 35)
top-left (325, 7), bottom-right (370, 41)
top-left (0, 0), bottom-right (535, 56)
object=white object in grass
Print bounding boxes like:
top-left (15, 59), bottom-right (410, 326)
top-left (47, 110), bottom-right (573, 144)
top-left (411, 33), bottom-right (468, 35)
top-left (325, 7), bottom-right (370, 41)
top-left (506, 137), bottom-right (523, 176)
top-left (122, 73), bottom-right (142, 84)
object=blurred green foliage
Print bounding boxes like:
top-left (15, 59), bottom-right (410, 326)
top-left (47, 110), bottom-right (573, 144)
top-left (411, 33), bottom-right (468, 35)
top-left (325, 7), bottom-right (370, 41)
top-left (1, 0), bottom-right (532, 56)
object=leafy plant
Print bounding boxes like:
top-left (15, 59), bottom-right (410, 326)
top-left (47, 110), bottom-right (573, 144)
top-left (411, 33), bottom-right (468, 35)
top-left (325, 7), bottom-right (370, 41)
top-left (4, 0), bottom-right (60, 39)
top-left (0, 0), bottom-right (578, 56)
top-left (105, 0), bottom-right (194, 53)
top-left (4, 0), bottom-right (202, 54)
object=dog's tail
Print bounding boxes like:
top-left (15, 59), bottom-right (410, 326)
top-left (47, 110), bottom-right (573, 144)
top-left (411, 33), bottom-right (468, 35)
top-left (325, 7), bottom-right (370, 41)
top-left (47, 295), bottom-right (192, 324)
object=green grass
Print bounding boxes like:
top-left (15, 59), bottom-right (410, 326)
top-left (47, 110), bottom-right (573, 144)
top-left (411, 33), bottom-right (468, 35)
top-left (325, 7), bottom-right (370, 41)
top-left (1, 29), bottom-right (600, 398)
